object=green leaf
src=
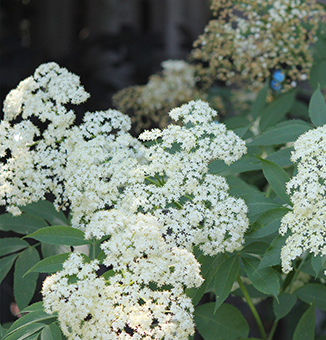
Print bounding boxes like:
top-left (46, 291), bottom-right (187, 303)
top-left (20, 302), bottom-right (44, 314)
top-left (259, 158), bottom-right (292, 205)
top-left (241, 193), bottom-right (282, 224)
top-left (214, 256), bottom-right (239, 311)
top-left (41, 243), bottom-right (71, 258)
top-left (0, 254), bottom-right (19, 284)
top-left (195, 303), bottom-right (249, 340)
top-left (251, 82), bottom-right (269, 120)
top-left (21, 200), bottom-right (69, 226)
top-left (40, 324), bottom-right (63, 340)
top-left (5, 310), bottom-right (56, 338)
top-left (250, 208), bottom-right (288, 238)
top-left (25, 226), bottom-right (91, 246)
top-left (0, 213), bottom-right (48, 235)
top-left (259, 234), bottom-right (288, 269)
top-left (310, 60), bottom-right (326, 90)
top-left (309, 86), bottom-right (326, 127)
top-left (24, 253), bottom-right (70, 276)
top-left (241, 242), bottom-right (270, 256)
top-left (14, 247), bottom-right (40, 310)
top-left (273, 293), bottom-right (297, 320)
top-left (242, 256), bottom-right (280, 297)
top-left (249, 120), bottom-right (312, 146)
top-left (295, 283), bottom-right (326, 311)
top-left (186, 254), bottom-right (224, 306)
top-left (293, 302), bottom-right (315, 340)
top-left (0, 324), bottom-right (7, 338)
top-left (311, 255), bottom-right (326, 278)
top-left (3, 323), bottom-right (45, 340)
top-left (266, 147), bottom-right (293, 168)
top-left (0, 238), bottom-right (30, 257)
top-left (259, 90), bottom-right (296, 131)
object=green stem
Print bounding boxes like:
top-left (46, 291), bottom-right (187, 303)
top-left (237, 275), bottom-right (267, 340)
top-left (172, 200), bottom-right (183, 209)
top-left (267, 319), bottom-right (279, 340)
top-left (145, 177), bottom-right (162, 187)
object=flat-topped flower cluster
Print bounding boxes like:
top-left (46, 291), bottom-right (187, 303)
top-left (1, 63), bottom-right (249, 339)
top-left (280, 125), bottom-right (326, 274)
top-left (191, 0), bottom-right (324, 90)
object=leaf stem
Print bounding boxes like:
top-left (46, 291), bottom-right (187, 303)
top-left (236, 275), bottom-right (267, 340)
top-left (267, 319), bottom-right (279, 340)
top-left (285, 251), bottom-right (309, 294)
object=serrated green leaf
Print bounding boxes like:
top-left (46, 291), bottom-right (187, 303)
top-left (250, 208), bottom-right (288, 238)
top-left (40, 323), bottom-right (63, 340)
top-left (0, 213), bottom-right (48, 235)
top-left (214, 256), bottom-right (239, 311)
top-left (25, 226), bottom-right (91, 246)
top-left (195, 303), bottom-right (249, 340)
top-left (259, 158), bottom-right (292, 205)
top-left (259, 234), bottom-right (288, 269)
top-left (21, 200), bottom-right (69, 226)
top-left (249, 120), bottom-right (313, 146)
top-left (0, 254), bottom-right (19, 284)
top-left (0, 238), bottom-right (30, 258)
top-left (295, 283), bottom-right (326, 311)
top-left (259, 90), bottom-right (296, 131)
top-left (293, 302), bottom-right (315, 340)
top-left (186, 254), bottom-right (224, 306)
top-left (242, 256), bottom-right (280, 297)
top-left (273, 293), bottom-right (297, 320)
top-left (14, 247), bottom-right (40, 310)
top-left (3, 323), bottom-right (45, 340)
top-left (5, 310), bottom-right (56, 337)
top-left (251, 82), bottom-right (269, 120)
top-left (310, 60), bottom-right (326, 90)
top-left (24, 253), bottom-right (70, 276)
top-left (309, 86), bottom-right (326, 127)
top-left (241, 193), bottom-right (282, 224)
top-left (311, 255), bottom-right (326, 278)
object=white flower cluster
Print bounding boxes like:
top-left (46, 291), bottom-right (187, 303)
top-left (111, 101), bottom-right (249, 255)
top-left (192, 0), bottom-right (323, 90)
top-left (2, 64), bottom-right (250, 339)
top-left (279, 125), bottom-right (326, 273)
top-left (43, 214), bottom-right (203, 340)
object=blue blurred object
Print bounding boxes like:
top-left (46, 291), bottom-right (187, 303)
top-left (270, 79), bottom-right (281, 91)
top-left (272, 70), bottom-right (285, 83)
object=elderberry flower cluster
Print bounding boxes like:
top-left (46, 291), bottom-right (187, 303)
top-left (42, 213), bottom-right (203, 340)
top-left (113, 60), bottom-right (204, 133)
top-left (191, 0), bottom-right (324, 90)
top-left (110, 100), bottom-right (249, 255)
top-left (279, 125), bottom-right (326, 273)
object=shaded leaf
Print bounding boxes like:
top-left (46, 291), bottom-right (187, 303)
top-left (41, 243), bottom-right (71, 258)
top-left (3, 323), bottom-right (45, 340)
top-left (293, 302), bottom-right (315, 340)
top-left (0, 213), bottom-right (48, 235)
top-left (21, 200), bottom-right (69, 226)
top-left (214, 256), bottom-right (239, 311)
top-left (295, 284), bottom-right (326, 311)
top-left (14, 247), bottom-right (40, 310)
top-left (0, 238), bottom-right (30, 258)
top-left (195, 303), bottom-right (249, 340)
top-left (273, 293), bottom-right (297, 320)
top-left (0, 254), bottom-right (19, 285)
top-left (309, 86), bottom-right (326, 127)
top-left (310, 60), bottom-right (326, 90)
top-left (259, 234), bottom-right (288, 269)
top-left (259, 158), bottom-right (292, 205)
top-left (40, 324), bottom-right (63, 340)
top-left (251, 82), bottom-right (269, 120)
top-left (242, 256), bottom-right (280, 297)
top-left (311, 255), bottom-right (326, 278)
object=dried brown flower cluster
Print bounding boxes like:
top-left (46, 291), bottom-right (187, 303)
top-left (191, 0), bottom-right (324, 91)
